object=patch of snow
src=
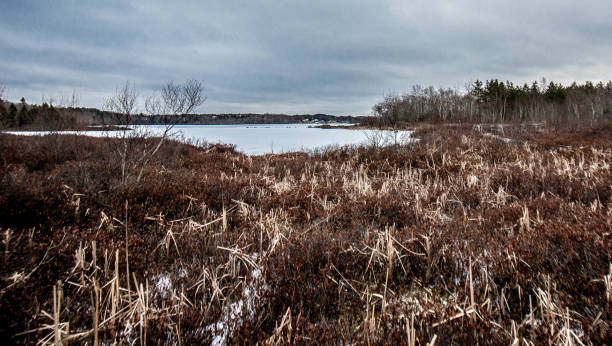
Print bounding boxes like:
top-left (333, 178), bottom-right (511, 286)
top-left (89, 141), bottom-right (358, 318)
top-left (205, 253), bottom-right (267, 345)
top-left (207, 300), bottom-right (245, 346)
top-left (154, 273), bottom-right (173, 299)
top-left (483, 132), bottom-right (512, 143)
top-left (251, 268), bottom-right (262, 280)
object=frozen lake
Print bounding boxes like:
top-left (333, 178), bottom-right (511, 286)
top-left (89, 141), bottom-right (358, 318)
top-left (6, 123), bottom-right (413, 155)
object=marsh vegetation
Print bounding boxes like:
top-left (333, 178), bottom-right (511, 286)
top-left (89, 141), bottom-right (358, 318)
top-left (0, 121), bottom-right (610, 344)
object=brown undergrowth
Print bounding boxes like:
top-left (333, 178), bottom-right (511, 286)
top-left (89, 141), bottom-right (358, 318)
top-left (0, 125), bottom-right (610, 344)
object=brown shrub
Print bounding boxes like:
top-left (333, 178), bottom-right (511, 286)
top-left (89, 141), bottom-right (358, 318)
top-left (0, 125), bottom-right (610, 344)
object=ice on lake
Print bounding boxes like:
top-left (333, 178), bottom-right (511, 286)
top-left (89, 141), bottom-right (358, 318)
top-left (5, 123), bottom-right (414, 155)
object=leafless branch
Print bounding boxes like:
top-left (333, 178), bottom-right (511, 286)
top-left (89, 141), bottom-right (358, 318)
top-left (144, 94), bottom-right (163, 116)
top-left (146, 79), bottom-right (206, 125)
top-left (105, 81), bottom-right (137, 125)
top-left (182, 79), bottom-right (206, 114)
top-left (61, 90), bottom-right (80, 109)
top-left (161, 82), bottom-right (185, 115)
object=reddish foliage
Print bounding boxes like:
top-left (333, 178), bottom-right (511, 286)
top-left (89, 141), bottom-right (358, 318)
top-left (0, 125), bottom-right (610, 344)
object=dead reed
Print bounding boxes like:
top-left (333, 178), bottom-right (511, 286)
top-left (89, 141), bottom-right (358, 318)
top-left (0, 124), bottom-right (610, 344)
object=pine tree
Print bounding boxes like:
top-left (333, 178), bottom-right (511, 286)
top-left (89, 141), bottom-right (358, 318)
top-left (17, 106), bottom-right (28, 127)
top-left (472, 80), bottom-right (485, 103)
top-left (8, 103), bottom-right (17, 127)
top-left (17, 97), bottom-right (33, 126)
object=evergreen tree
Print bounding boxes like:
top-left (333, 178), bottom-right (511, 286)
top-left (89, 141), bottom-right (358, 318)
top-left (17, 97), bottom-right (34, 126)
top-left (0, 103), bottom-right (8, 128)
top-left (8, 103), bottom-right (17, 127)
top-left (17, 106), bottom-right (28, 127)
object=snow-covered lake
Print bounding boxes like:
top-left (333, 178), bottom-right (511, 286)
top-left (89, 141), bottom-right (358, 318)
top-left (5, 123), bottom-right (413, 155)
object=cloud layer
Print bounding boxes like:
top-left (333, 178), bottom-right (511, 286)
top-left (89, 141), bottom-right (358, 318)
top-left (1, 0), bottom-right (611, 114)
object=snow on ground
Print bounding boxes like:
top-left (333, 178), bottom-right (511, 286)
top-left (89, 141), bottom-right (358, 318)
top-left (206, 263), bottom-right (265, 345)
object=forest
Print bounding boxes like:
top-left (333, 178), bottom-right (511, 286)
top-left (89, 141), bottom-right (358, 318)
top-left (369, 79), bottom-right (612, 127)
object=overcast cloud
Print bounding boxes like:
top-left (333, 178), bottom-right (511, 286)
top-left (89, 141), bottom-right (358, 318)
top-left (1, 0), bottom-right (611, 115)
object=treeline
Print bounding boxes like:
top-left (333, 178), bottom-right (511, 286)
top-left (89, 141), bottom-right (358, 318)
top-left (0, 98), bottom-right (77, 130)
top-left (0, 101), bottom-right (361, 129)
top-left (82, 111), bottom-right (361, 126)
top-left (0, 102), bottom-right (362, 129)
top-left (0, 101), bottom-right (362, 129)
top-left (131, 113), bottom-right (361, 125)
top-left (369, 79), bottom-right (612, 126)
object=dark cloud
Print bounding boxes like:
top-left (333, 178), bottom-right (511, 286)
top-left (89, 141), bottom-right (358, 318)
top-left (1, 0), bottom-right (611, 114)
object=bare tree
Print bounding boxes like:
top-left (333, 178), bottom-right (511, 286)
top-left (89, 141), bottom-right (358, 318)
top-left (103, 81), bottom-right (142, 186)
top-left (108, 79), bottom-right (206, 187)
top-left (182, 79), bottom-right (206, 114)
top-left (0, 81), bottom-right (5, 101)
top-left (62, 90), bottom-right (80, 109)
top-left (60, 90), bottom-right (80, 129)
top-left (161, 81), bottom-right (184, 115)
top-left (145, 79), bottom-right (206, 123)
top-left (139, 80), bottom-right (206, 182)
top-left (373, 93), bottom-right (403, 146)
top-left (105, 81), bottom-right (137, 125)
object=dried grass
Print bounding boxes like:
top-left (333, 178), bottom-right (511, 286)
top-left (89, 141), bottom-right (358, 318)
top-left (0, 124), bottom-right (610, 344)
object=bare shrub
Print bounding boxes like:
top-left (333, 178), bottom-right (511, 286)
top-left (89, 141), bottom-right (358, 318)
top-left (104, 79), bottom-right (206, 187)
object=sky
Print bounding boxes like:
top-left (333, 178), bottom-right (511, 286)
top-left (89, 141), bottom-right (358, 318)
top-left (1, 1), bottom-right (611, 115)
